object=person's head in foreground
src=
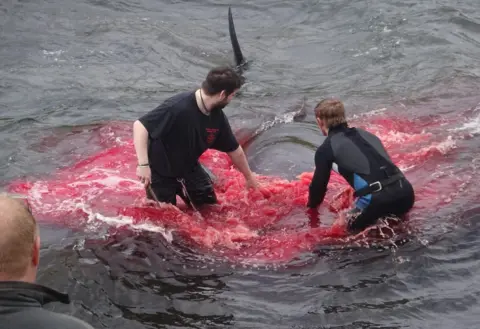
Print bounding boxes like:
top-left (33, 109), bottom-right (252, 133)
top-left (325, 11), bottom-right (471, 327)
top-left (0, 195), bottom-right (40, 282)
top-left (0, 195), bottom-right (95, 329)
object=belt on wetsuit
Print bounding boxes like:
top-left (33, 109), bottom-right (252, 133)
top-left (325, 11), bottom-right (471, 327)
top-left (353, 172), bottom-right (404, 198)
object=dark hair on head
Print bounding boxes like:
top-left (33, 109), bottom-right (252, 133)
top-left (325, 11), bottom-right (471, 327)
top-left (201, 66), bottom-right (243, 96)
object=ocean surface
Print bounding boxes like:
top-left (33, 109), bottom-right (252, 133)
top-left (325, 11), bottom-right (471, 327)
top-left (1, 0), bottom-right (480, 328)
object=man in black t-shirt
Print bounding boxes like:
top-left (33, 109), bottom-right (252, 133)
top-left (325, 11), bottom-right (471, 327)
top-left (133, 66), bottom-right (260, 208)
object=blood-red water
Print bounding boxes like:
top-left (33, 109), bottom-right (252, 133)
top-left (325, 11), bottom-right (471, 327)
top-left (6, 112), bottom-right (470, 263)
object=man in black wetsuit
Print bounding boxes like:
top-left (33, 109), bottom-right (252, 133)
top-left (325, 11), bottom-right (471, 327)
top-left (307, 99), bottom-right (415, 233)
top-left (133, 66), bottom-right (259, 208)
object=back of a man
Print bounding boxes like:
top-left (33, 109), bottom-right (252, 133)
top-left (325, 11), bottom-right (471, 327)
top-left (0, 195), bottom-right (94, 329)
top-left (0, 284), bottom-right (94, 329)
top-left (307, 99), bottom-right (415, 232)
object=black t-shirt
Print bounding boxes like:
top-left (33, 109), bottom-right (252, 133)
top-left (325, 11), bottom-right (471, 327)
top-left (138, 91), bottom-right (239, 179)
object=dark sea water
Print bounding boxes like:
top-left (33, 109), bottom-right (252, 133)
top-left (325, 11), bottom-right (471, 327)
top-left (2, 0), bottom-right (480, 328)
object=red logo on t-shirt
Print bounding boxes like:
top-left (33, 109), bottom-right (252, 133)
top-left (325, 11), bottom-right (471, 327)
top-left (206, 128), bottom-right (219, 145)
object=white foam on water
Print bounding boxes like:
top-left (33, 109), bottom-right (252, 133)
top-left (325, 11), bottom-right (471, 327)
top-left (449, 113), bottom-right (480, 135)
top-left (398, 164), bottom-right (416, 172)
top-left (350, 107), bottom-right (387, 119)
top-left (435, 136), bottom-right (457, 154)
top-left (76, 202), bottom-right (174, 243)
top-left (381, 130), bottom-right (432, 145)
top-left (68, 174), bottom-right (140, 189)
top-left (42, 50), bottom-right (65, 56)
top-left (255, 109), bottom-right (303, 134)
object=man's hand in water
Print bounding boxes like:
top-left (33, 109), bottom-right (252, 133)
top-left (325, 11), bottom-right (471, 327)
top-left (227, 146), bottom-right (261, 190)
top-left (306, 207), bottom-right (320, 228)
top-left (136, 165), bottom-right (151, 187)
top-left (246, 176), bottom-right (260, 190)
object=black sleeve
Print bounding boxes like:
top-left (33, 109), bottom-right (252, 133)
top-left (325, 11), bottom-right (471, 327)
top-left (138, 105), bottom-right (175, 140)
top-left (307, 140), bottom-right (334, 208)
top-left (210, 111), bottom-right (240, 153)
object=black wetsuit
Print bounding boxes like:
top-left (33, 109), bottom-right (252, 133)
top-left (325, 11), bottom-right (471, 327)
top-left (0, 281), bottom-right (94, 329)
top-left (307, 123), bottom-right (415, 232)
top-left (138, 91), bottom-right (239, 207)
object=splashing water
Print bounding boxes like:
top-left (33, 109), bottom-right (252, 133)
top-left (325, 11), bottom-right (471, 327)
top-left (6, 109), bottom-right (475, 264)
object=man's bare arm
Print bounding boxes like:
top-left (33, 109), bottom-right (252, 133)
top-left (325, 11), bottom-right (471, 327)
top-left (133, 120), bottom-right (151, 186)
top-left (133, 120), bottom-right (149, 165)
top-left (227, 145), bottom-right (258, 188)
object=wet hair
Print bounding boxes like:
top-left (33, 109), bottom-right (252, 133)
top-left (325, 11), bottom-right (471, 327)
top-left (314, 98), bottom-right (347, 129)
top-left (201, 66), bottom-right (243, 96)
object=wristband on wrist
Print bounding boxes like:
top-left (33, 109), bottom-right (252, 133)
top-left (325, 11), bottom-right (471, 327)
top-left (138, 163), bottom-right (149, 167)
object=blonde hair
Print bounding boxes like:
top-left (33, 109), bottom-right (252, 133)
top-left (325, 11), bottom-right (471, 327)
top-left (314, 99), bottom-right (347, 129)
top-left (0, 196), bottom-right (38, 279)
